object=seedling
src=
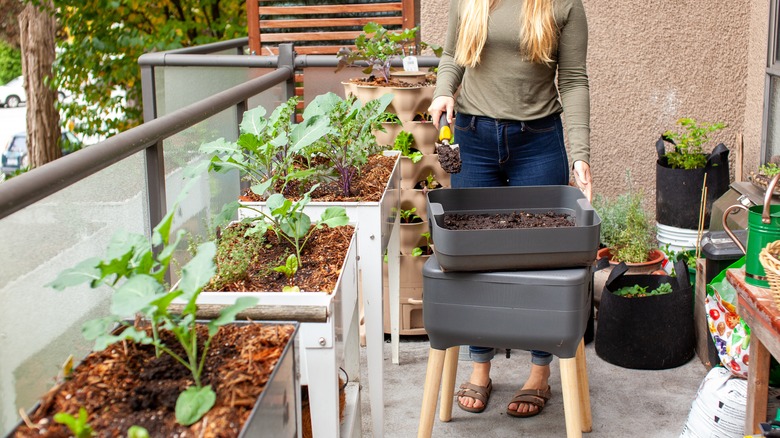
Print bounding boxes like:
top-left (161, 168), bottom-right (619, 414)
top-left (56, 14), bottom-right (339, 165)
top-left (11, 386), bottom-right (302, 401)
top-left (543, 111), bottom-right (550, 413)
top-left (127, 426), bottom-right (150, 438)
top-left (237, 185), bottom-right (350, 268)
top-left (54, 407), bottom-right (93, 438)
top-left (273, 254), bottom-right (301, 292)
top-left (393, 131), bottom-right (422, 163)
top-left (400, 207), bottom-right (421, 223)
top-left (47, 186), bottom-right (259, 426)
top-left (412, 231), bottom-right (433, 257)
top-left (760, 162), bottom-right (780, 177)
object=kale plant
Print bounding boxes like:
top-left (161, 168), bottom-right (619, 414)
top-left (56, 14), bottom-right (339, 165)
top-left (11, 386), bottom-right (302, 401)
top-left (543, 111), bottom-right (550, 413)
top-left (200, 96), bottom-right (329, 197)
top-left (47, 193), bottom-right (258, 427)
top-left (303, 92), bottom-right (394, 196)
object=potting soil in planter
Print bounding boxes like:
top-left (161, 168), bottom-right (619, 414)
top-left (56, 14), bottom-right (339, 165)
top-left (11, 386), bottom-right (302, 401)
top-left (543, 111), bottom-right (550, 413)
top-left (442, 210), bottom-right (574, 230)
top-left (595, 260), bottom-right (695, 369)
top-left (12, 323), bottom-right (298, 438)
top-left (427, 185), bottom-right (600, 271)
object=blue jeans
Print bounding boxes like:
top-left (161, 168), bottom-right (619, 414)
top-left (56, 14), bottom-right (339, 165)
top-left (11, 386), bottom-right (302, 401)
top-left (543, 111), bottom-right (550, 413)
top-left (452, 113), bottom-right (569, 366)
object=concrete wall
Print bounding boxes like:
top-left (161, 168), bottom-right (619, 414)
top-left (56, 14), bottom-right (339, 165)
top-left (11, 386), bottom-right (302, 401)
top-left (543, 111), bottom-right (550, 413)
top-left (420, 0), bottom-right (770, 219)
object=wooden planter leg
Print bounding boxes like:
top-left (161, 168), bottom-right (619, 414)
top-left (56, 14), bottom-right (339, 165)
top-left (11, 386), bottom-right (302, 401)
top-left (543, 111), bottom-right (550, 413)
top-left (439, 346), bottom-right (460, 421)
top-left (418, 348), bottom-right (446, 438)
top-left (575, 339), bottom-right (592, 432)
top-left (560, 355), bottom-right (583, 438)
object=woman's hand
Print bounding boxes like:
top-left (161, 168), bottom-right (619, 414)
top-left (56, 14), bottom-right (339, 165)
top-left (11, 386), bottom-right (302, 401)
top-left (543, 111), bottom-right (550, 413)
top-left (573, 160), bottom-right (592, 202)
top-left (429, 96), bottom-right (455, 129)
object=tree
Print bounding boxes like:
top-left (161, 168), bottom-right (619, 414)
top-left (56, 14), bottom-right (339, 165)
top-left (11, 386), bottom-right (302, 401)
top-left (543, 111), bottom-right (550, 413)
top-left (52, 0), bottom-right (248, 138)
top-left (0, 0), bottom-right (25, 49)
top-left (19, 0), bottom-right (60, 168)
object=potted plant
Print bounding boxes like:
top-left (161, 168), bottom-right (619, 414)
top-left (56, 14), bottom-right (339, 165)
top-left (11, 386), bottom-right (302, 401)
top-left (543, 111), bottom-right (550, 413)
top-left (197, 188), bottom-right (359, 438)
top-left (592, 186), bottom-right (665, 305)
top-left (383, 231), bottom-right (432, 336)
top-left (200, 93), bottom-right (402, 422)
top-left (656, 117), bottom-right (730, 230)
top-left (21, 198), bottom-right (301, 437)
top-left (594, 258), bottom-right (696, 369)
top-left (336, 22), bottom-right (442, 122)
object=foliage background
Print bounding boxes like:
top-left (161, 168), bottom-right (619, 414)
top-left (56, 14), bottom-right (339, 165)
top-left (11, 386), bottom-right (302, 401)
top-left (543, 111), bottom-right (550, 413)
top-left (0, 40), bottom-right (23, 84)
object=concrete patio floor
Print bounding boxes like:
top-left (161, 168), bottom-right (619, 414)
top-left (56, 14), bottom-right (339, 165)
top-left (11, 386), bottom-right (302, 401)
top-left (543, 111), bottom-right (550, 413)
top-left (359, 333), bottom-right (708, 437)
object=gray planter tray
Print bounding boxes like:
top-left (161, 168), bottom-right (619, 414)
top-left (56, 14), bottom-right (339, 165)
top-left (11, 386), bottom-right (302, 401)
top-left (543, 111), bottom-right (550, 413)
top-left (426, 185), bottom-right (601, 271)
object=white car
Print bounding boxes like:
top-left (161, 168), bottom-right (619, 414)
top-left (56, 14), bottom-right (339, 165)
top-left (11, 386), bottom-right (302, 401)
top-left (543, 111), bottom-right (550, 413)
top-left (0, 76), bottom-right (27, 108)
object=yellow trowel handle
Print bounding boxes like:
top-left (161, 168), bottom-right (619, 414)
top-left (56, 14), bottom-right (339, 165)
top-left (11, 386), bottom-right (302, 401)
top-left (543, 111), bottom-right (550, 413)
top-left (438, 113), bottom-right (453, 143)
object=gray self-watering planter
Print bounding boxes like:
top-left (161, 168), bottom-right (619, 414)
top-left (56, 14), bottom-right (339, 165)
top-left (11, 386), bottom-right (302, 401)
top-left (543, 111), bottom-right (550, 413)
top-left (423, 255), bottom-right (591, 358)
top-left (426, 185), bottom-right (601, 271)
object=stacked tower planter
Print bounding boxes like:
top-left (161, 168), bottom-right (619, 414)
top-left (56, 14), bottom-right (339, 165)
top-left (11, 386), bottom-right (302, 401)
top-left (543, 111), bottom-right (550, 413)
top-left (345, 80), bottom-right (449, 336)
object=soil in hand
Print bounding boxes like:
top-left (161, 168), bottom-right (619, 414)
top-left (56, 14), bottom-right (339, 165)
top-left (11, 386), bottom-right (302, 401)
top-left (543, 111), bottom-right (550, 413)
top-left (443, 211), bottom-right (574, 230)
top-left (436, 145), bottom-right (461, 174)
top-left (13, 324), bottom-right (295, 438)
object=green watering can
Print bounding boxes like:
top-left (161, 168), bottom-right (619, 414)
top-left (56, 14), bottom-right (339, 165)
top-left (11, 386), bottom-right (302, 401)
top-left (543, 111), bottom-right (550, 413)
top-left (723, 173), bottom-right (780, 288)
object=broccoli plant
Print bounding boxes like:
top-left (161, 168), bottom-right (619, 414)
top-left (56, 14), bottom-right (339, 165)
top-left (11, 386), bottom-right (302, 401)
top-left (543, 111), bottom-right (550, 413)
top-left (303, 92), bottom-right (394, 196)
top-left (200, 96), bottom-right (329, 197)
top-left (235, 185), bottom-right (350, 270)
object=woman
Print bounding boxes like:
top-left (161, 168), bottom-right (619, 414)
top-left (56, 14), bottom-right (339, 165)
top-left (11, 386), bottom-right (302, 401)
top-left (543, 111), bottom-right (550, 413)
top-left (428, 0), bottom-right (592, 418)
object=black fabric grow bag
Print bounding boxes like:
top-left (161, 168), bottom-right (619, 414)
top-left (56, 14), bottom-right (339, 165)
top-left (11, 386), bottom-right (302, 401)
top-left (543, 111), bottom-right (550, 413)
top-left (655, 138), bottom-right (729, 230)
top-left (595, 259), bottom-right (695, 370)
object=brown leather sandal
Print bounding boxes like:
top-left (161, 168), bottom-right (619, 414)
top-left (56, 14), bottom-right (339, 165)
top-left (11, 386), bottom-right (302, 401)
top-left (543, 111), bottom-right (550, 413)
top-left (506, 386), bottom-right (552, 418)
top-left (456, 379), bottom-right (493, 413)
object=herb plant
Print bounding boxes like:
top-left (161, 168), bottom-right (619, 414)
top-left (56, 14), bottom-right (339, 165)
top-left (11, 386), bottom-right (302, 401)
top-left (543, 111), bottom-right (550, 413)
top-left (47, 196), bottom-right (259, 427)
top-left (335, 22), bottom-right (442, 83)
top-left (54, 407), bottom-right (93, 438)
top-left (592, 176), bottom-right (655, 263)
top-left (200, 96), bottom-right (329, 197)
top-left (303, 92), bottom-right (394, 196)
top-left (662, 117), bottom-right (726, 170)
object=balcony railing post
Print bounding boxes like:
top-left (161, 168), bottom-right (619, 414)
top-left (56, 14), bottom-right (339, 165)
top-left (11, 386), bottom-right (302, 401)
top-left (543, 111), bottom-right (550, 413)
top-left (140, 62), bottom-right (168, 244)
top-left (278, 43), bottom-right (296, 103)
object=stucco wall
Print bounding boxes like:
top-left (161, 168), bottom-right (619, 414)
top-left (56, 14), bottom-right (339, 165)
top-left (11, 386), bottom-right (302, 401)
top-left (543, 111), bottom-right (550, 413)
top-left (420, 0), bottom-right (769, 221)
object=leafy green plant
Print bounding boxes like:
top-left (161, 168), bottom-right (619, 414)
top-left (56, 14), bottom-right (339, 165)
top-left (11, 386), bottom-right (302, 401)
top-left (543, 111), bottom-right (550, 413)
top-left (399, 207), bottom-right (421, 224)
top-left (46, 193), bottom-right (259, 426)
top-left (393, 130), bottom-right (422, 163)
top-left (379, 112), bottom-right (402, 124)
top-left (592, 177), bottom-right (655, 263)
top-left (759, 162), bottom-right (780, 177)
top-left (412, 231), bottom-right (433, 257)
top-left (127, 426), bottom-right (150, 438)
top-left (662, 117), bottom-right (726, 169)
top-left (418, 172), bottom-right (441, 190)
top-left (303, 92), bottom-right (394, 196)
top-left (335, 22), bottom-right (442, 83)
top-left (613, 282), bottom-right (673, 298)
top-left (200, 96), bottom-right (329, 197)
top-left (54, 407), bottom-right (93, 438)
top-left (236, 185), bottom-right (350, 268)
top-left (273, 254), bottom-right (300, 292)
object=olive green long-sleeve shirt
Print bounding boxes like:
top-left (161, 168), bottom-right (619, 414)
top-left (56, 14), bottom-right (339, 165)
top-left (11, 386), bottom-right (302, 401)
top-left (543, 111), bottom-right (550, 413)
top-left (434, 0), bottom-right (591, 164)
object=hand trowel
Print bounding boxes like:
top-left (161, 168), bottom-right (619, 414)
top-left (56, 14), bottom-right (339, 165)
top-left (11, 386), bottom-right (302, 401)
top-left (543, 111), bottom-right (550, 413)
top-left (436, 114), bottom-right (461, 174)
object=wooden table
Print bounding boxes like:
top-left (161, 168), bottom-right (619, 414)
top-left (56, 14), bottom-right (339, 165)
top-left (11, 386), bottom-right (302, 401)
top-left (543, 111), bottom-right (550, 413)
top-left (726, 268), bottom-right (780, 434)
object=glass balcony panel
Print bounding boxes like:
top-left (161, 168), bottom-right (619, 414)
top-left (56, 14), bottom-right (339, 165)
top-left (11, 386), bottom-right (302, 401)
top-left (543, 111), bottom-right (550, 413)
top-left (0, 151), bottom-right (149, 434)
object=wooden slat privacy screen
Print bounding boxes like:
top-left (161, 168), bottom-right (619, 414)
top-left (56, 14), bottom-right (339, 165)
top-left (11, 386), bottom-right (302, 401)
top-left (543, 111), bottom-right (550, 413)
top-left (246, 0), bottom-right (417, 55)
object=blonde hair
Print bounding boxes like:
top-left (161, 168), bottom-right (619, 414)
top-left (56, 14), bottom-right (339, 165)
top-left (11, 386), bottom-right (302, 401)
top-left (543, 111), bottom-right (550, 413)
top-left (454, 0), bottom-right (558, 67)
